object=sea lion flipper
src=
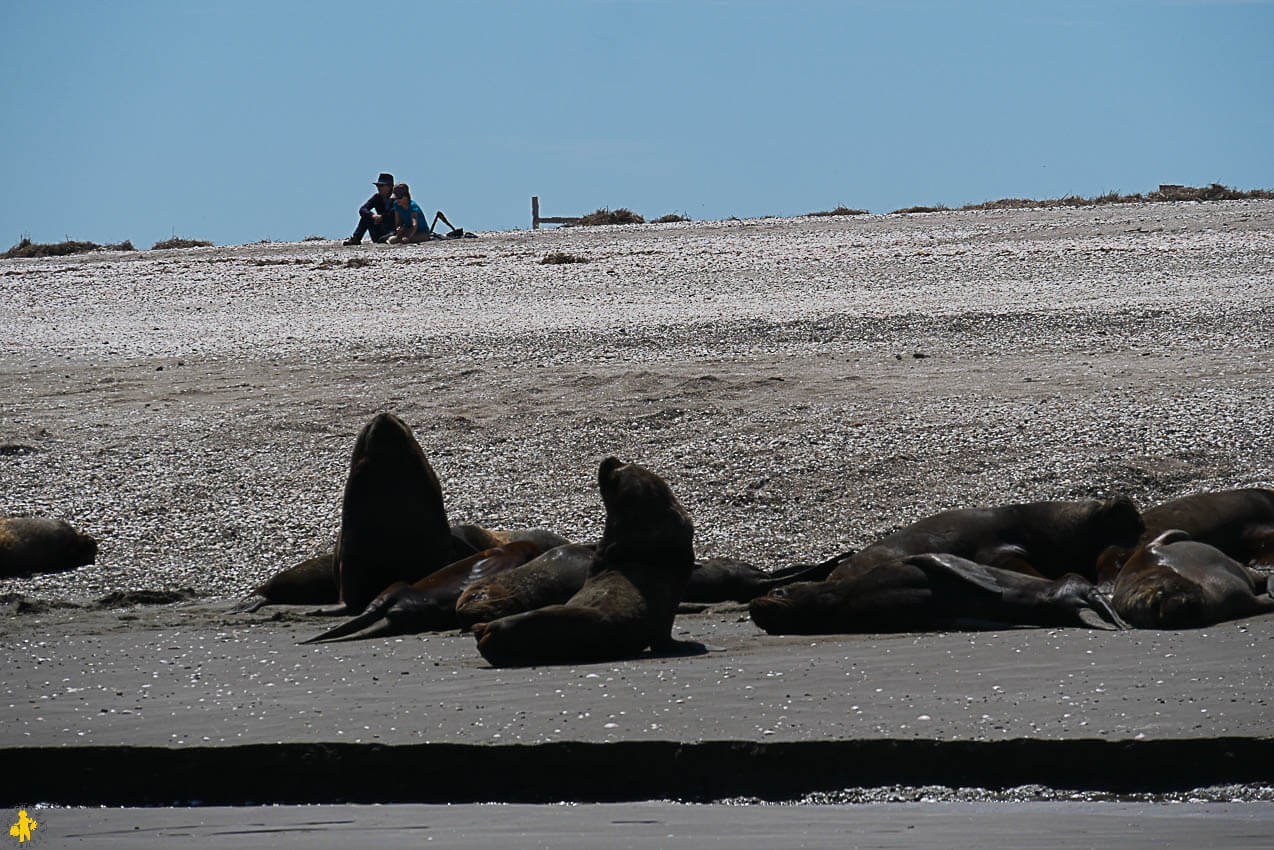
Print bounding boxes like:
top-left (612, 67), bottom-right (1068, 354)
top-left (769, 551), bottom-right (852, 582)
top-left (301, 593), bottom-right (398, 644)
top-left (229, 594), bottom-right (269, 614)
top-left (1150, 529), bottom-right (1192, 547)
top-left (904, 552), bottom-right (1012, 596)
top-left (1084, 587), bottom-right (1129, 629)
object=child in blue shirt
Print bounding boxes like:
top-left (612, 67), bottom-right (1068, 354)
top-left (386, 183), bottom-right (431, 244)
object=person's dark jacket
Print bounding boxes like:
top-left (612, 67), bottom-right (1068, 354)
top-left (360, 192), bottom-right (393, 219)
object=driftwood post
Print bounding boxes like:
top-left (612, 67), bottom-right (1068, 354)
top-left (531, 196), bottom-right (582, 229)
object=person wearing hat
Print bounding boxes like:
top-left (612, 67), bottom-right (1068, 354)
top-left (343, 172), bottom-right (396, 245)
top-left (385, 183), bottom-right (432, 244)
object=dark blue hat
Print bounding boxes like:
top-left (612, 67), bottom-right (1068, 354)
top-left (374, 172), bottom-right (394, 186)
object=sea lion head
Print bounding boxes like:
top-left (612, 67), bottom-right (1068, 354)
top-left (749, 581), bottom-right (851, 635)
top-left (597, 457), bottom-right (694, 558)
top-left (351, 411), bottom-right (426, 467)
top-left (70, 527), bottom-right (97, 566)
top-left (1090, 495), bottom-right (1144, 549)
top-left (1120, 576), bottom-right (1205, 629)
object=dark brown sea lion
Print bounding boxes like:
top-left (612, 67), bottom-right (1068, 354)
top-left (455, 543), bottom-right (596, 628)
top-left (828, 498), bottom-right (1143, 583)
top-left (683, 556), bottom-right (840, 603)
top-left (749, 553), bottom-right (1126, 635)
top-left (456, 549), bottom-right (837, 624)
top-left (471, 457), bottom-right (695, 667)
top-left (331, 412), bottom-right (455, 612)
top-left (1097, 488), bottom-right (1274, 584)
top-left (233, 526), bottom-right (570, 615)
top-left (0, 517), bottom-right (97, 577)
top-left (303, 541), bottom-right (544, 643)
top-left (450, 525), bottom-right (570, 555)
top-left (1111, 530), bottom-right (1274, 629)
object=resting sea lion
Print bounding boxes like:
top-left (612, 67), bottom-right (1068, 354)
top-left (0, 517), bottom-right (98, 577)
top-left (1097, 488), bottom-right (1274, 584)
top-left (455, 543), bottom-right (596, 628)
top-left (234, 526), bottom-right (568, 614)
top-left (450, 525), bottom-right (570, 555)
top-left (683, 556), bottom-right (841, 603)
top-left (749, 553), bottom-right (1126, 635)
top-left (471, 457), bottom-right (695, 667)
top-left (303, 541), bottom-right (544, 643)
top-left (1111, 530), bottom-right (1274, 629)
top-left (456, 549), bottom-right (838, 624)
top-left (828, 497), bottom-right (1143, 583)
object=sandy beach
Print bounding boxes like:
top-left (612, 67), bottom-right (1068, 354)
top-left (2, 201), bottom-right (1274, 816)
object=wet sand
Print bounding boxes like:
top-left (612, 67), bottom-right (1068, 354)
top-left (30, 801), bottom-right (1274, 849)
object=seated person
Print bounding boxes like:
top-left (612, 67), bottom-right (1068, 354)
top-left (343, 172), bottom-right (395, 245)
top-left (385, 183), bottom-right (432, 244)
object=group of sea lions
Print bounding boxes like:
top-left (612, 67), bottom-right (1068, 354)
top-left (238, 412), bottom-right (1274, 667)
top-left (750, 492), bottom-right (1274, 634)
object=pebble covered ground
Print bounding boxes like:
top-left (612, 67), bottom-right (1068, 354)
top-left (1, 200), bottom-right (1272, 604)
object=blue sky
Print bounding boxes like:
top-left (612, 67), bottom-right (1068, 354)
top-left (2, 0), bottom-right (1271, 248)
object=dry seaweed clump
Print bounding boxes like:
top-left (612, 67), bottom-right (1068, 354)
top-left (3, 238), bottom-right (135, 258)
top-left (152, 237), bottom-right (214, 250)
top-left (576, 208), bottom-right (645, 226)
top-left (962, 184), bottom-right (1274, 212)
top-left (540, 251), bottom-right (589, 265)
top-left (652, 213), bottom-right (691, 223)
top-left (892, 204), bottom-right (951, 215)
top-left (806, 206), bottom-right (868, 217)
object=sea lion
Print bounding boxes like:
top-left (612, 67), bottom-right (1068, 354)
top-left (450, 525), bottom-right (570, 555)
top-left (827, 497), bottom-right (1143, 583)
top-left (1111, 530), bottom-right (1274, 629)
top-left (471, 457), bottom-right (695, 667)
top-left (335, 412), bottom-right (455, 612)
top-left (749, 553), bottom-right (1126, 635)
top-left (232, 552), bottom-right (337, 613)
top-left (303, 541), bottom-right (544, 643)
top-left (1097, 488), bottom-right (1274, 584)
top-left (456, 549), bottom-right (837, 624)
top-left (234, 526), bottom-right (569, 614)
top-left (683, 556), bottom-right (841, 603)
top-left (0, 517), bottom-right (97, 577)
top-left (455, 543), bottom-right (596, 628)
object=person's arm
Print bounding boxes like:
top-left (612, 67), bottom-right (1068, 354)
top-left (359, 193), bottom-right (380, 218)
top-left (405, 207), bottom-right (422, 239)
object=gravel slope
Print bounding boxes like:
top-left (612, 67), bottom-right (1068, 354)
top-left (1, 200), bottom-right (1272, 602)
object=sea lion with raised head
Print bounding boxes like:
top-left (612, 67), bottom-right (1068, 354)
top-left (303, 541), bottom-right (544, 642)
top-left (471, 457), bottom-right (695, 667)
top-left (334, 411), bottom-right (455, 613)
top-left (827, 497), bottom-right (1143, 584)
top-left (0, 517), bottom-right (97, 577)
top-left (749, 553), bottom-right (1126, 635)
top-left (1111, 530), bottom-right (1274, 629)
